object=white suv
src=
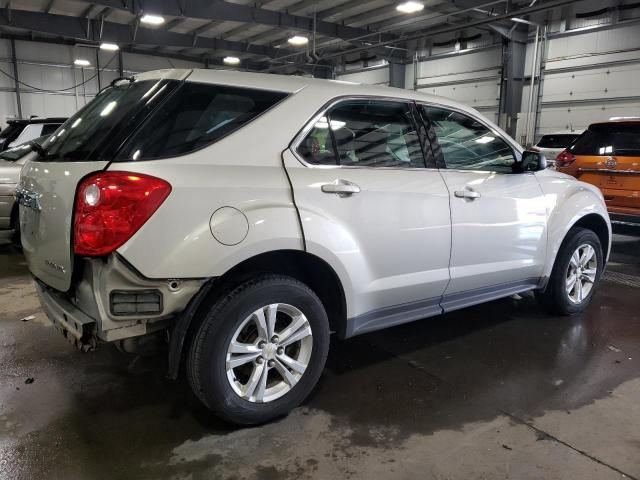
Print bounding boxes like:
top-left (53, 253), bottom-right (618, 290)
top-left (17, 69), bottom-right (611, 425)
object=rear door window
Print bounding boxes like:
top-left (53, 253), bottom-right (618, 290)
top-left (115, 83), bottom-right (287, 161)
top-left (570, 124), bottom-right (640, 156)
top-left (297, 100), bottom-right (425, 168)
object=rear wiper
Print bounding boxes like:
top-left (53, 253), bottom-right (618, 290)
top-left (28, 141), bottom-right (47, 159)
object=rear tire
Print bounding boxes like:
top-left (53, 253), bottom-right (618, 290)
top-left (536, 227), bottom-right (603, 315)
top-left (187, 275), bottom-right (329, 425)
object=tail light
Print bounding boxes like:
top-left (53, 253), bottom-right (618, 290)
top-left (555, 149), bottom-right (576, 168)
top-left (74, 172), bottom-right (171, 256)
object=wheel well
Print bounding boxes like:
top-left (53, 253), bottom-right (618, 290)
top-left (572, 213), bottom-right (610, 256)
top-left (211, 250), bottom-right (347, 333)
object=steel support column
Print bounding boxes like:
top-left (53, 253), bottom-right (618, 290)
top-left (10, 39), bottom-right (22, 118)
top-left (389, 62), bottom-right (406, 88)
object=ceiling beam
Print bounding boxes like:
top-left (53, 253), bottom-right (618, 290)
top-left (0, 9), bottom-right (295, 59)
top-left (81, 0), bottom-right (397, 43)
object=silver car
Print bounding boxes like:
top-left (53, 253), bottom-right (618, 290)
top-left (0, 136), bottom-right (50, 243)
top-left (17, 69), bottom-right (611, 425)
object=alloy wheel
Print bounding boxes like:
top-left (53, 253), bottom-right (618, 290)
top-left (566, 243), bottom-right (597, 304)
top-left (225, 303), bottom-right (313, 403)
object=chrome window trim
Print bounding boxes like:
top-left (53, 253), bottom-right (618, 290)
top-left (578, 168), bottom-right (640, 175)
top-left (288, 94), bottom-right (524, 175)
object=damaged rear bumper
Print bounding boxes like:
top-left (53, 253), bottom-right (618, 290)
top-left (35, 280), bottom-right (97, 351)
top-left (34, 254), bottom-right (206, 349)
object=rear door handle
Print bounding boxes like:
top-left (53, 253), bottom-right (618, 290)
top-left (321, 180), bottom-right (361, 196)
top-left (454, 189), bottom-right (481, 200)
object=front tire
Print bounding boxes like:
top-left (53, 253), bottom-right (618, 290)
top-left (536, 227), bottom-right (604, 315)
top-left (187, 275), bottom-right (330, 425)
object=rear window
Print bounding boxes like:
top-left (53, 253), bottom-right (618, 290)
top-left (570, 124), bottom-right (640, 156)
top-left (41, 79), bottom-right (179, 162)
top-left (114, 83), bottom-right (287, 161)
top-left (536, 134), bottom-right (579, 148)
top-left (41, 123), bottom-right (61, 136)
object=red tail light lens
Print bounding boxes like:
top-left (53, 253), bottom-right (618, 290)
top-left (555, 149), bottom-right (576, 167)
top-left (74, 172), bottom-right (171, 256)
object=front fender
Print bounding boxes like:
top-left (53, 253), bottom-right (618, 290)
top-left (538, 171), bottom-right (611, 281)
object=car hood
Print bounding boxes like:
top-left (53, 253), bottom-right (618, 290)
top-left (0, 159), bottom-right (21, 184)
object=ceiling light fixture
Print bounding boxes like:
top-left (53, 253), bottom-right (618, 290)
top-left (223, 56), bottom-right (241, 65)
top-left (396, 1), bottom-right (424, 14)
top-left (288, 35), bottom-right (309, 46)
top-left (100, 42), bottom-right (119, 51)
top-left (140, 14), bottom-right (165, 25)
top-left (74, 59), bottom-right (91, 67)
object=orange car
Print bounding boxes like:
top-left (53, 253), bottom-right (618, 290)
top-left (556, 119), bottom-right (640, 228)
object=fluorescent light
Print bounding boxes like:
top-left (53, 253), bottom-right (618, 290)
top-left (288, 35), bottom-right (309, 46)
top-left (396, 1), bottom-right (424, 14)
top-left (100, 101), bottom-right (117, 117)
top-left (100, 42), bottom-right (119, 51)
top-left (475, 136), bottom-right (495, 144)
top-left (74, 59), bottom-right (90, 67)
top-left (223, 56), bottom-right (241, 65)
top-left (140, 14), bottom-right (165, 25)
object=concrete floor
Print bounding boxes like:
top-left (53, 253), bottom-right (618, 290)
top-left (1, 236), bottom-right (639, 480)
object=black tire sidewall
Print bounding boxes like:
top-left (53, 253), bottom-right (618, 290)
top-left (549, 228), bottom-right (604, 315)
top-left (192, 276), bottom-right (329, 425)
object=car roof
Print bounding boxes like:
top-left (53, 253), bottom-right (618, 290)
top-left (590, 118), bottom-right (640, 127)
top-left (539, 131), bottom-right (581, 137)
top-left (7, 117), bottom-right (67, 125)
top-left (136, 68), bottom-right (483, 117)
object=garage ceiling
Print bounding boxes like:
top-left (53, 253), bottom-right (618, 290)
top-left (0, 0), bottom-right (576, 73)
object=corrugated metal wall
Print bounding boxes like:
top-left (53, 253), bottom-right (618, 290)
top-left (522, 22), bottom-right (640, 142)
top-left (413, 46), bottom-right (502, 124)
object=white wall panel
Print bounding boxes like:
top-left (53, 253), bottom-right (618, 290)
top-left (415, 47), bottom-right (502, 123)
top-left (521, 22), bottom-right (640, 140)
top-left (336, 67), bottom-right (390, 86)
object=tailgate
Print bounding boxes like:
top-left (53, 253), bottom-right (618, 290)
top-left (577, 155), bottom-right (640, 191)
top-left (19, 160), bottom-right (108, 291)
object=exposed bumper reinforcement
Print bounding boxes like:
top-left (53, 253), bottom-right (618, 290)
top-left (35, 280), bottom-right (97, 352)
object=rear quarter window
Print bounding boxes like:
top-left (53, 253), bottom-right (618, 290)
top-left (115, 82), bottom-right (288, 161)
top-left (570, 124), bottom-right (640, 156)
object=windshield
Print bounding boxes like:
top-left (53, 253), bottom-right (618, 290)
top-left (536, 134), bottom-right (579, 148)
top-left (0, 135), bottom-right (49, 162)
top-left (40, 79), bottom-right (179, 162)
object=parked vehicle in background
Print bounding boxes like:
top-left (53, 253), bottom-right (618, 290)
top-left (0, 136), bottom-right (49, 243)
top-left (17, 70), bottom-right (611, 425)
top-left (532, 131), bottom-right (581, 167)
top-left (556, 119), bottom-right (640, 229)
top-left (0, 117), bottom-right (65, 151)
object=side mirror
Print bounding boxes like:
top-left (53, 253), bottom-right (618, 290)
top-left (517, 150), bottom-right (548, 172)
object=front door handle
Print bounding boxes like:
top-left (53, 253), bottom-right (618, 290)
top-left (454, 189), bottom-right (481, 200)
top-left (321, 180), bottom-right (361, 196)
